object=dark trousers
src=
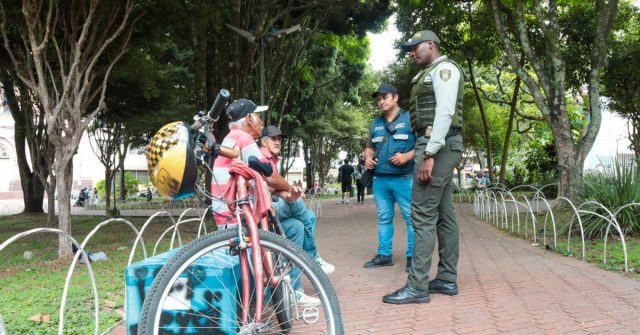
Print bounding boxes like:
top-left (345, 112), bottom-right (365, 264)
top-left (356, 181), bottom-right (365, 202)
top-left (407, 135), bottom-right (464, 290)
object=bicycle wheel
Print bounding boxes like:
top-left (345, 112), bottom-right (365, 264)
top-left (271, 265), bottom-right (294, 331)
top-left (137, 228), bottom-right (343, 335)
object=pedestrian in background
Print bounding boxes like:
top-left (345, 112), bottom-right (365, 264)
top-left (354, 158), bottom-right (366, 204)
top-left (338, 159), bottom-right (354, 204)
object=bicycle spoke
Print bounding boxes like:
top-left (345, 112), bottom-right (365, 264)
top-left (138, 228), bottom-right (342, 334)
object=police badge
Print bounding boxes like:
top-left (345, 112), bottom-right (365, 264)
top-left (440, 69), bottom-right (451, 81)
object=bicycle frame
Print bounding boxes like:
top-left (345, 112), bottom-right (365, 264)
top-left (209, 156), bottom-right (287, 326)
top-left (189, 89), bottom-right (290, 328)
top-left (142, 90), bottom-right (342, 334)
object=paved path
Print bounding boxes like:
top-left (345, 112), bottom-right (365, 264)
top-left (109, 199), bottom-right (640, 334)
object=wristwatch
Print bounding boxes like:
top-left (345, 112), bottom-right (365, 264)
top-left (423, 151), bottom-right (435, 160)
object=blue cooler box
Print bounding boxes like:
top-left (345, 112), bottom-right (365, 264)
top-left (125, 247), bottom-right (241, 335)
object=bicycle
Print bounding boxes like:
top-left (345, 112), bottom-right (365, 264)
top-left (137, 89), bottom-right (343, 334)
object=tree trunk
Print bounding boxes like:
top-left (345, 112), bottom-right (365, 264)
top-left (13, 114), bottom-right (46, 214)
top-left (498, 75), bottom-right (522, 184)
top-left (498, 108), bottom-right (516, 185)
top-left (467, 58), bottom-right (495, 182)
top-left (550, 108), bottom-right (584, 200)
top-left (119, 167), bottom-right (126, 201)
top-left (556, 148), bottom-right (584, 201)
top-left (46, 179), bottom-right (56, 227)
top-left (2, 75), bottom-right (45, 213)
top-left (56, 159), bottom-right (74, 259)
top-left (104, 169), bottom-right (113, 218)
top-left (303, 141), bottom-right (314, 190)
top-left (629, 119), bottom-right (640, 164)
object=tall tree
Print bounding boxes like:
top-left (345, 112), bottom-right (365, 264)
top-left (0, 0), bottom-right (138, 257)
top-left (602, 6), bottom-right (640, 160)
top-left (0, 73), bottom-right (50, 215)
top-left (490, 0), bottom-right (619, 201)
top-left (0, 35), bottom-right (55, 219)
top-left (87, 120), bottom-right (124, 217)
top-left (395, 0), bottom-right (502, 182)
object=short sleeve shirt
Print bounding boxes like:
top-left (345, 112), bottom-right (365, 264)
top-left (210, 128), bottom-right (263, 225)
top-left (259, 147), bottom-right (280, 174)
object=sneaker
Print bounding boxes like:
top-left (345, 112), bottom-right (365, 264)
top-left (315, 256), bottom-right (335, 274)
top-left (345, 199), bottom-right (350, 204)
top-left (295, 289), bottom-right (321, 307)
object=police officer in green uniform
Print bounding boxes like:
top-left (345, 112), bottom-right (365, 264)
top-left (383, 30), bottom-right (464, 304)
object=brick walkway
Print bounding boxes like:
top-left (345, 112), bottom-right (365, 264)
top-left (108, 199), bottom-right (640, 334)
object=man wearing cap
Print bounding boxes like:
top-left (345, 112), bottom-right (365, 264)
top-left (383, 31), bottom-right (465, 304)
top-left (363, 83), bottom-right (415, 272)
top-left (260, 125), bottom-right (335, 275)
top-left (210, 98), bottom-right (298, 227)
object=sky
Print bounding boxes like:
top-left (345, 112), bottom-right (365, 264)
top-left (365, 17), bottom-right (631, 170)
top-left (366, 15), bottom-right (402, 71)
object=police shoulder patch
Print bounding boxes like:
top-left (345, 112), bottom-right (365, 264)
top-left (440, 69), bottom-right (451, 81)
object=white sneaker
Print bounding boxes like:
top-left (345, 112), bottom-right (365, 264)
top-left (295, 289), bottom-right (321, 307)
top-left (315, 256), bottom-right (335, 274)
top-left (345, 199), bottom-right (350, 204)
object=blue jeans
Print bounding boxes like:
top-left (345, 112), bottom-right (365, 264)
top-left (273, 198), bottom-right (318, 258)
top-left (372, 174), bottom-right (414, 257)
top-left (279, 216), bottom-right (305, 290)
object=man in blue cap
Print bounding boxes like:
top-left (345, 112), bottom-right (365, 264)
top-left (363, 83), bottom-right (416, 273)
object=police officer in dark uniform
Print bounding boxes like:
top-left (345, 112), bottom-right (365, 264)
top-left (383, 30), bottom-right (464, 304)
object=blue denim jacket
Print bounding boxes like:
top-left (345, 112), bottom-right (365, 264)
top-left (368, 108), bottom-right (415, 175)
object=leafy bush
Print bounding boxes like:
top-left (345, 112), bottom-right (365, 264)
top-left (96, 172), bottom-right (139, 198)
top-left (569, 163), bottom-right (640, 239)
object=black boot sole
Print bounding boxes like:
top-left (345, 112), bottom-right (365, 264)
top-left (363, 262), bottom-right (393, 268)
top-left (428, 288), bottom-right (458, 296)
top-left (382, 296), bottom-right (430, 304)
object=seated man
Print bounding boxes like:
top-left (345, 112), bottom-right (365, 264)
top-left (260, 125), bottom-right (335, 274)
top-left (210, 99), bottom-right (319, 306)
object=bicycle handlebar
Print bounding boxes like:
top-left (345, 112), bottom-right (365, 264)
top-left (191, 89), bottom-right (231, 131)
top-left (207, 89), bottom-right (231, 121)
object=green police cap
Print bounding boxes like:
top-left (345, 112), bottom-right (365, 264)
top-left (401, 30), bottom-right (441, 51)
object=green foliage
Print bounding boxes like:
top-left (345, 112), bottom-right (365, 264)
top-left (95, 173), bottom-right (139, 199)
top-left (96, 180), bottom-right (106, 199)
top-left (602, 5), bottom-right (640, 157)
top-left (571, 163), bottom-right (640, 239)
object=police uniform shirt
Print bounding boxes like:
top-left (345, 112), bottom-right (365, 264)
top-left (424, 55), bottom-right (461, 155)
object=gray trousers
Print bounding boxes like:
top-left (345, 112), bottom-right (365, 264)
top-left (407, 135), bottom-right (464, 290)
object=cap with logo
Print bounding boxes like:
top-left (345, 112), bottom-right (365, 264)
top-left (261, 125), bottom-right (287, 138)
top-left (371, 83), bottom-right (398, 98)
top-left (226, 98), bottom-right (268, 122)
top-left (401, 30), bottom-right (441, 52)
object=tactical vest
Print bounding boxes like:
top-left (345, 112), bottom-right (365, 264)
top-left (369, 108), bottom-right (415, 175)
top-left (409, 56), bottom-right (464, 132)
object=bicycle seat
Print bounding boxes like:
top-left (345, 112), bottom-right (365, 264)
top-left (248, 155), bottom-right (273, 177)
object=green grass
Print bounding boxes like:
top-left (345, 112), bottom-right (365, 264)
top-left (493, 208), bottom-right (640, 279)
top-left (575, 165), bottom-right (640, 239)
top-left (0, 214), bottom-right (206, 334)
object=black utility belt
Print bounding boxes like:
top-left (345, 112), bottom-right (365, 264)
top-left (413, 126), bottom-right (461, 138)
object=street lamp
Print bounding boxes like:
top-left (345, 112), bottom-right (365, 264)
top-left (225, 23), bottom-right (301, 124)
